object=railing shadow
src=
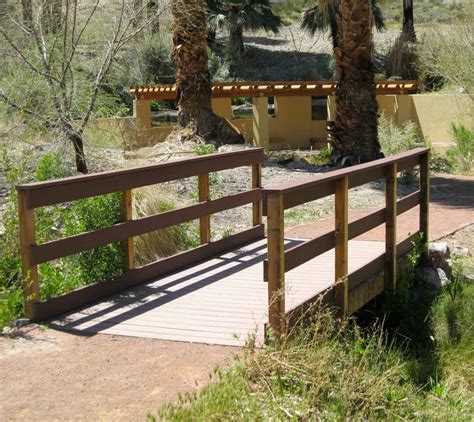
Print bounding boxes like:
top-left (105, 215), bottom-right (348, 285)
top-left (49, 239), bottom-right (304, 334)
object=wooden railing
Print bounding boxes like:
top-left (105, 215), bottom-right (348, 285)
top-left (263, 148), bottom-right (430, 336)
top-left (17, 148), bottom-right (265, 321)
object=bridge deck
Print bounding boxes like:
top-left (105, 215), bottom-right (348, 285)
top-left (51, 238), bottom-right (385, 347)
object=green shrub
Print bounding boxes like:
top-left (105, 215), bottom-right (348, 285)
top-left (447, 123), bottom-right (473, 174)
top-left (0, 149), bottom-right (126, 328)
top-left (194, 143), bottom-right (216, 155)
top-left (379, 113), bottom-right (425, 157)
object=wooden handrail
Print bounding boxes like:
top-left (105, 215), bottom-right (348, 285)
top-left (264, 148), bottom-right (430, 337)
top-left (17, 148), bottom-right (265, 321)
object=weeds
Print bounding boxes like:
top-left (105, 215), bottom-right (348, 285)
top-left (447, 123), bottom-right (473, 174)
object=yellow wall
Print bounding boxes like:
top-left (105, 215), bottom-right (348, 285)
top-left (128, 94), bottom-right (472, 150)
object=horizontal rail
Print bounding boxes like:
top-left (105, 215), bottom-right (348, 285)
top-left (17, 148), bottom-right (264, 209)
top-left (263, 191), bottom-right (421, 279)
top-left (29, 225), bottom-right (265, 321)
top-left (130, 80), bottom-right (417, 100)
top-left (30, 189), bottom-right (262, 265)
top-left (263, 148), bottom-right (428, 213)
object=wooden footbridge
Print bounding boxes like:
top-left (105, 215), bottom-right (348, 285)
top-left (17, 147), bottom-right (429, 346)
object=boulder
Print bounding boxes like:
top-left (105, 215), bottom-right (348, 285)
top-left (415, 266), bottom-right (450, 289)
top-left (218, 144), bottom-right (255, 153)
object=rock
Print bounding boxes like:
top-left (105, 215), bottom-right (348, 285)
top-left (428, 242), bottom-right (450, 267)
top-left (415, 266), bottom-right (450, 289)
top-left (217, 144), bottom-right (255, 153)
top-left (13, 318), bottom-right (30, 328)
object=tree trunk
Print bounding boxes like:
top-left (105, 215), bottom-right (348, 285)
top-left (332, 0), bottom-right (382, 166)
top-left (69, 131), bottom-right (88, 174)
top-left (402, 0), bottom-right (416, 42)
top-left (147, 1), bottom-right (160, 33)
top-left (171, 0), bottom-right (244, 144)
top-left (229, 24), bottom-right (244, 56)
top-left (21, 0), bottom-right (32, 27)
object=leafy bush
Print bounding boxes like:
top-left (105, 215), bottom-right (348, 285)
top-left (0, 149), bottom-right (125, 328)
top-left (447, 123), bottom-right (473, 174)
top-left (195, 143), bottom-right (216, 155)
top-left (417, 14), bottom-right (473, 95)
top-left (378, 113), bottom-right (424, 157)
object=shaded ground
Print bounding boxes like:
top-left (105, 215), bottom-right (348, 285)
top-left (0, 327), bottom-right (236, 421)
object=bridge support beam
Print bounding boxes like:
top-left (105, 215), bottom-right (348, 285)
top-left (267, 192), bottom-right (285, 338)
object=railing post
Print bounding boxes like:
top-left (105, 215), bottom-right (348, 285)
top-left (252, 163), bottom-right (262, 226)
top-left (17, 190), bottom-right (40, 320)
top-left (335, 176), bottom-right (349, 317)
top-left (267, 192), bottom-right (285, 338)
top-left (385, 163), bottom-right (397, 290)
top-left (121, 189), bottom-right (135, 271)
top-left (419, 152), bottom-right (430, 249)
top-left (198, 173), bottom-right (211, 244)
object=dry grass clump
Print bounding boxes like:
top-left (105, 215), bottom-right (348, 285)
top-left (133, 185), bottom-right (198, 266)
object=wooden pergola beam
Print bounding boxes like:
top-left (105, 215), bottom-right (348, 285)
top-left (129, 80), bottom-right (417, 101)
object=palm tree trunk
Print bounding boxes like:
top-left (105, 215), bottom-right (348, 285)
top-left (402, 0), bottom-right (416, 42)
top-left (332, 0), bottom-right (382, 165)
top-left (229, 24), bottom-right (244, 56)
top-left (171, 0), bottom-right (243, 144)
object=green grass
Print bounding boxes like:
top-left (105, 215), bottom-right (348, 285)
top-left (148, 257), bottom-right (474, 420)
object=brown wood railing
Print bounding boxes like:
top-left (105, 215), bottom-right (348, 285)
top-left (17, 148), bottom-right (265, 321)
top-left (263, 148), bottom-right (430, 336)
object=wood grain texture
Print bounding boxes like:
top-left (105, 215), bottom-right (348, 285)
top-left (17, 190), bottom-right (40, 320)
top-left (252, 163), bottom-right (262, 226)
top-left (385, 163), bottom-right (397, 290)
top-left (122, 190), bottom-right (135, 271)
top-left (335, 176), bottom-right (349, 316)
top-left (198, 173), bottom-right (211, 244)
top-left (51, 238), bottom-right (385, 347)
top-left (266, 193), bottom-right (286, 337)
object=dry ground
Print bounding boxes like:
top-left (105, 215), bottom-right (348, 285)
top-left (0, 327), bottom-right (237, 421)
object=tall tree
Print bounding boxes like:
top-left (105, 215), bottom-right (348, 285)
top-left (171, 0), bottom-right (244, 144)
top-left (301, 0), bottom-right (385, 49)
top-left (1, 1), bottom-right (160, 173)
top-left (206, 0), bottom-right (282, 57)
top-left (332, 0), bottom-right (382, 165)
top-left (402, 0), bottom-right (416, 42)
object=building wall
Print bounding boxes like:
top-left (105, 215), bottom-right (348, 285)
top-left (127, 93), bottom-right (472, 150)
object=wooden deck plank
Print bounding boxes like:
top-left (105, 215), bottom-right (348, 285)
top-left (51, 238), bottom-right (384, 347)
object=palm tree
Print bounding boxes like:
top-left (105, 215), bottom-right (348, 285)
top-left (206, 0), bottom-right (282, 56)
top-left (301, 0), bottom-right (385, 49)
top-left (402, 0), bottom-right (416, 42)
top-left (171, 0), bottom-right (244, 144)
top-left (332, 0), bottom-right (382, 165)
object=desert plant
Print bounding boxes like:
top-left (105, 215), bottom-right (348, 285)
top-left (206, 0), bottom-right (282, 57)
top-left (301, 0), bottom-right (385, 48)
top-left (133, 185), bottom-right (200, 266)
top-left (378, 113), bottom-right (424, 157)
top-left (447, 123), bottom-right (473, 174)
top-left (417, 15), bottom-right (474, 97)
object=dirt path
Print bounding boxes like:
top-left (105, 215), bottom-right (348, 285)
top-left (287, 174), bottom-right (474, 242)
top-left (0, 327), bottom-right (237, 421)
